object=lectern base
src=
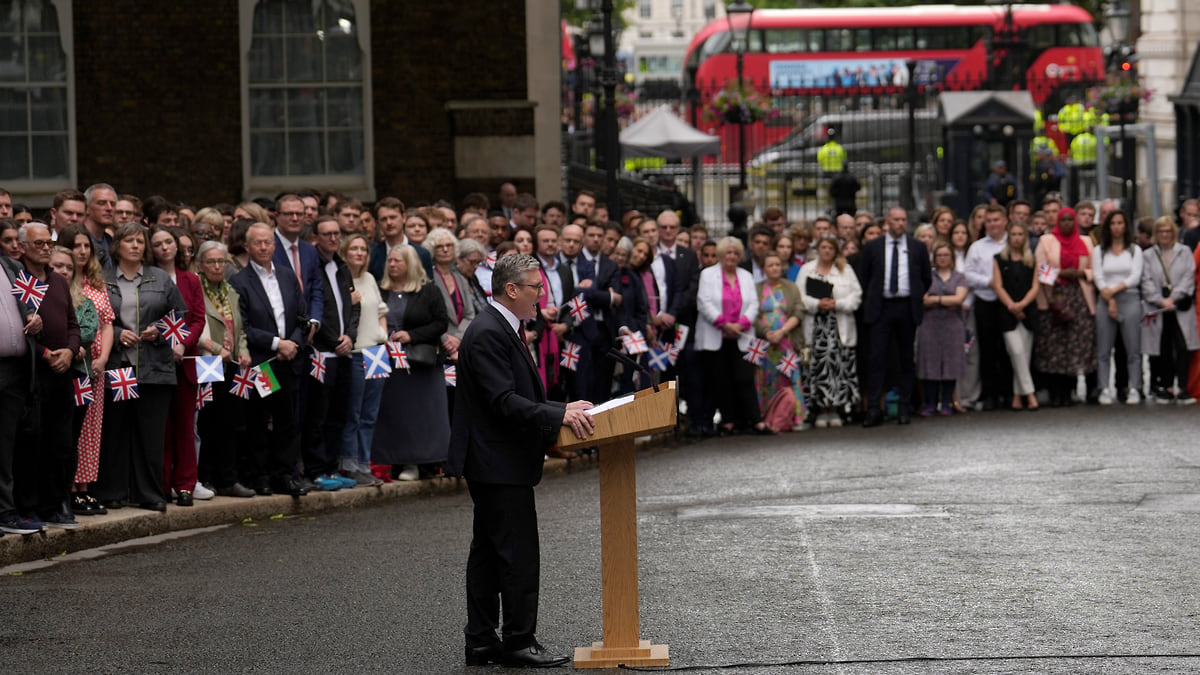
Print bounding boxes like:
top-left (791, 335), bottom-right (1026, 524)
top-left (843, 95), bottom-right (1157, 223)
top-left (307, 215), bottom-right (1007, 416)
top-left (573, 640), bottom-right (669, 668)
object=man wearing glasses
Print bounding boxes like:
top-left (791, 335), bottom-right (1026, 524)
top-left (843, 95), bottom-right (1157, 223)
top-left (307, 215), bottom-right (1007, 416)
top-left (272, 193), bottom-right (324, 341)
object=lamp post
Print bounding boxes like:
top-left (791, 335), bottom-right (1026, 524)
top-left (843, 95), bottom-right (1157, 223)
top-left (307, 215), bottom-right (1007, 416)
top-left (726, 0), bottom-right (754, 198)
top-left (589, 2), bottom-right (621, 217)
top-left (1105, 0), bottom-right (1135, 213)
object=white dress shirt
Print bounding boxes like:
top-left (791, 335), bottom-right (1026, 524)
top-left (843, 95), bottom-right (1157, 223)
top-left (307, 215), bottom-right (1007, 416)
top-left (251, 260), bottom-right (287, 351)
top-left (963, 234), bottom-right (1007, 302)
top-left (883, 232), bottom-right (911, 298)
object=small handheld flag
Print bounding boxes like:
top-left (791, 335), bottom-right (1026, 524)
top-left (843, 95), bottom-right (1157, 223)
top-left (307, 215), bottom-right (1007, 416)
top-left (195, 383), bottom-right (213, 411)
top-left (229, 366), bottom-right (256, 399)
top-left (363, 344), bottom-right (392, 379)
top-left (156, 310), bottom-right (191, 348)
top-left (73, 376), bottom-right (94, 407)
top-left (194, 355), bottom-right (224, 383)
top-left (743, 338), bottom-right (770, 366)
top-left (10, 270), bottom-right (47, 310)
top-left (107, 367), bottom-right (139, 401)
top-left (560, 341), bottom-right (581, 371)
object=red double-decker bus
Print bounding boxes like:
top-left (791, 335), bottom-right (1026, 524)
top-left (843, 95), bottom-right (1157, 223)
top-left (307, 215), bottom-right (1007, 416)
top-left (684, 3), bottom-right (1104, 159)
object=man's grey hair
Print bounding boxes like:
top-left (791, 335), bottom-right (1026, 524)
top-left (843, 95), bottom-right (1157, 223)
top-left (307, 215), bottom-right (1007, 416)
top-left (84, 183), bottom-right (116, 204)
top-left (491, 253), bottom-right (540, 295)
top-left (456, 236), bottom-right (486, 260)
top-left (17, 221), bottom-right (50, 242)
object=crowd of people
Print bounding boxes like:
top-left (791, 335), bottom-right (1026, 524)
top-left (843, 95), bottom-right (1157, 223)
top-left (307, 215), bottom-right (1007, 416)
top-left (0, 182), bottom-right (1197, 535)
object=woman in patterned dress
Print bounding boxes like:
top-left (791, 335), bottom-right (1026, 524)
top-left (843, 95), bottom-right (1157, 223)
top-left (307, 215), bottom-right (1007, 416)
top-left (1034, 207), bottom-right (1097, 406)
top-left (754, 252), bottom-right (806, 430)
top-left (60, 225), bottom-right (114, 516)
top-left (797, 235), bottom-right (862, 428)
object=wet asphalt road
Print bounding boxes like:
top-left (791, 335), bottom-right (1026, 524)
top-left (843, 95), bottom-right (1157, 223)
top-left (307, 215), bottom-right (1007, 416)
top-left (4, 403), bottom-right (1200, 674)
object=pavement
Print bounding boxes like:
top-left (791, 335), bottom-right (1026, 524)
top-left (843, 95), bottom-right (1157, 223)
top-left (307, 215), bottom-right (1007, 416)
top-left (0, 441), bottom-right (655, 567)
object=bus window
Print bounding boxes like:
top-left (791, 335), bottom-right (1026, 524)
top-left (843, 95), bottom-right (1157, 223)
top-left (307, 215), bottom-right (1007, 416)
top-left (1057, 22), bottom-right (1098, 47)
top-left (765, 30), bottom-right (807, 53)
top-left (896, 28), bottom-right (914, 50)
top-left (856, 29), bottom-right (871, 52)
top-left (749, 30), bottom-right (764, 52)
top-left (1025, 24), bottom-right (1054, 51)
top-left (827, 28), bottom-right (853, 52)
top-left (875, 28), bottom-right (895, 51)
top-left (700, 30), bottom-right (730, 59)
top-left (807, 30), bottom-right (824, 52)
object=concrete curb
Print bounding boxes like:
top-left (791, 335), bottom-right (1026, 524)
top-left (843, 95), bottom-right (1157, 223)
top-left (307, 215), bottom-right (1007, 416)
top-left (0, 436), bottom-right (671, 566)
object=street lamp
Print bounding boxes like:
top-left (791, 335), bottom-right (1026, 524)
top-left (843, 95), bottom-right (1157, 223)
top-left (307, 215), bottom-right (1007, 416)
top-left (587, 4), bottom-right (621, 217)
top-left (1105, 0), bottom-right (1132, 47)
top-left (1105, 0), bottom-right (1136, 212)
top-left (726, 0), bottom-right (755, 195)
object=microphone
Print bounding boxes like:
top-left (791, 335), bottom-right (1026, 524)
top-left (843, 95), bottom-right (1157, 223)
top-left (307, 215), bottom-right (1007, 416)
top-left (606, 344), bottom-right (659, 393)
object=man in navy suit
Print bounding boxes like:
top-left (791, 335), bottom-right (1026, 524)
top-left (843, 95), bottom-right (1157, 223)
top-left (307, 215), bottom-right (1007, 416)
top-left (230, 223), bottom-right (310, 497)
top-left (271, 194), bottom-right (324, 339)
top-left (575, 220), bottom-right (621, 403)
top-left (655, 210), bottom-right (702, 430)
top-left (447, 254), bottom-right (595, 668)
top-left (858, 206), bottom-right (932, 426)
top-left (367, 196), bottom-right (433, 282)
top-left (635, 217), bottom-right (681, 343)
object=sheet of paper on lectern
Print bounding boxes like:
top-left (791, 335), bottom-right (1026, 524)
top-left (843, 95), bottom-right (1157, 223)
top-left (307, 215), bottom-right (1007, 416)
top-left (586, 394), bottom-right (636, 416)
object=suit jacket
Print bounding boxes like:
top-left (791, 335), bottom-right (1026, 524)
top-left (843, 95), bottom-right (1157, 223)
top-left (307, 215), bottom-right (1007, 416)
top-left (272, 233), bottom-right (325, 328)
top-left (312, 252), bottom-right (361, 353)
top-left (230, 262), bottom-right (308, 371)
top-left (384, 281), bottom-right (449, 352)
top-left (447, 304), bottom-right (567, 485)
top-left (663, 244), bottom-right (700, 327)
top-left (574, 251), bottom-right (619, 344)
top-left (859, 233), bottom-right (932, 325)
top-left (611, 266), bottom-right (649, 336)
top-left (174, 270), bottom-right (207, 384)
top-left (367, 239), bottom-right (434, 283)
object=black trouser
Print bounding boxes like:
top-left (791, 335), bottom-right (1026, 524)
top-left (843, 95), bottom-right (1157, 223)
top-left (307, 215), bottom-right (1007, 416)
top-left (94, 383), bottom-right (172, 506)
top-left (14, 365), bottom-right (77, 518)
top-left (1151, 315), bottom-right (1193, 393)
top-left (701, 338), bottom-right (761, 429)
top-left (868, 300), bottom-right (917, 414)
top-left (301, 355), bottom-right (347, 479)
top-left (198, 363), bottom-right (246, 489)
top-left (0, 356), bottom-right (29, 517)
top-left (464, 480), bottom-right (540, 651)
top-left (974, 299), bottom-right (1013, 403)
top-left (242, 366), bottom-right (300, 485)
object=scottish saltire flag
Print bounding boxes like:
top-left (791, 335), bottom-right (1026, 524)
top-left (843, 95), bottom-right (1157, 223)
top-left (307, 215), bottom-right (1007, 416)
top-left (742, 338), bottom-right (770, 366)
top-left (444, 364), bottom-right (456, 386)
top-left (646, 346), bottom-right (671, 372)
top-left (10, 270), bottom-right (47, 310)
top-left (776, 350), bottom-right (800, 380)
top-left (195, 383), bottom-right (213, 411)
top-left (559, 341), bottom-right (581, 371)
top-left (193, 355), bottom-right (224, 383)
top-left (155, 310), bottom-right (190, 348)
top-left (73, 376), bottom-right (94, 407)
top-left (107, 367), bottom-right (139, 401)
top-left (363, 344), bottom-right (392, 379)
top-left (229, 366), bottom-right (256, 399)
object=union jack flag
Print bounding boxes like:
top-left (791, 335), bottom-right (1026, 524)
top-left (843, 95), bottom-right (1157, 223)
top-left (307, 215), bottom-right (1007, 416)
top-left (107, 367), bottom-right (139, 401)
top-left (647, 347), bottom-right (671, 372)
top-left (776, 350), bottom-right (800, 380)
top-left (195, 382), bottom-right (213, 411)
top-left (73, 376), bottom-right (94, 407)
top-left (229, 366), bottom-right (256, 399)
top-left (621, 330), bottom-right (648, 355)
top-left (742, 338), bottom-right (770, 366)
top-left (155, 310), bottom-right (190, 348)
top-left (386, 340), bottom-right (409, 370)
top-left (444, 364), bottom-right (456, 386)
top-left (310, 351), bottom-right (327, 383)
top-left (566, 295), bottom-right (590, 324)
top-left (10, 270), bottom-right (47, 310)
top-left (559, 341), bottom-right (581, 371)
top-left (485, 250), bottom-right (497, 268)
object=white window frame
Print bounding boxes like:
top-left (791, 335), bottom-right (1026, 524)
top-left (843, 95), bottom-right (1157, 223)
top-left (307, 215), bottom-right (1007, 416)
top-left (238, 0), bottom-right (375, 201)
top-left (0, 0), bottom-right (76, 206)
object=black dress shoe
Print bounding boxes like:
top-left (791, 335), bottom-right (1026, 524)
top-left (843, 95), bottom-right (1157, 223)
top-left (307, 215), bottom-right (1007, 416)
top-left (71, 494), bottom-right (94, 516)
top-left (862, 410), bottom-right (884, 428)
top-left (503, 643), bottom-right (570, 668)
top-left (272, 476), bottom-right (308, 497)
top-left (176, 490), bottom-right (194, 507)
top-left (101, 499), bottom-right (126, 510)
top-left (138, 501), bottom-right (167, 513)
top-left (254, 477), bottom-right (273, 496)
top-left (465, 643), bottom-right (503, 666)
top-left (897, 411), bottom-right (912, 425)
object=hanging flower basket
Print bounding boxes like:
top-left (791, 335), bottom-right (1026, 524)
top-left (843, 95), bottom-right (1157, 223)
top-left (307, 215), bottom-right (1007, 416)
top-left (1086, 80), bottom-right (1153, 123)
top-left (703, 81), bottom-right (779, 127)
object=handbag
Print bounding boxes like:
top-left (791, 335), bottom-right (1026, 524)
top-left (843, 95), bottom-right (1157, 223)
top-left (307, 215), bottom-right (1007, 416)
top-left (1048, 292), bottom-right (1074, 325)
top-left (406, 343), bottom-right (438, 367)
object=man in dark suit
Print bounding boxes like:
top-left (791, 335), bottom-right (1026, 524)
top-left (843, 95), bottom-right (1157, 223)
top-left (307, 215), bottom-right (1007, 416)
top-left (447, 254), bottom-right (595, 668)
top-left (739, 224), bottom-right (775, 283)
top-left (534, 224), bottom-right (573, 404)
top-left (230, 223), bottom-right (310, 497)
top-left (654, 210), bottom-right (702, 430)
top-left (635, 217), bottom-right (681, 341)
top-left (576, 220), bottom-right (621, 403)
top-left (858, 206), bottom-right (932, 427)
top-left (301, 217), bottom-right (360, 490)
top-left (367, 196), bottom-right (433, 282)
top-left (271, 194), bottom-right (324, 338)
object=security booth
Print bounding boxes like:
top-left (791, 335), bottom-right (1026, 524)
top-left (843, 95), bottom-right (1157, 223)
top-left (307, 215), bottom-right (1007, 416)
top-left (1170, 40), bottom-right (1200, 209)
top-left (938, 91), bottom-right (1036, 218)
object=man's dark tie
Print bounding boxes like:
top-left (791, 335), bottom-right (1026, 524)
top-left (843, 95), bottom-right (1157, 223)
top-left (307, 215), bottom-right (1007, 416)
top-left (889, 238), bottom-right (900, 296)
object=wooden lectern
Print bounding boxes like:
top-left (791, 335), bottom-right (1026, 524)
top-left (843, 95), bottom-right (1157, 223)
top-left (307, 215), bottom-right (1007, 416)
top-left (557, 382), bottom-right (676, 669)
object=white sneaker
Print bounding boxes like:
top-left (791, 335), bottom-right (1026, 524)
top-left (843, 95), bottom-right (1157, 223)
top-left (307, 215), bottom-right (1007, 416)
top-left (1098, 390), bottom-right (1114, 405)
top-left (192, 483), bottom-right (215, 500)
top-left (815, 413), bottom-right (829, 429)
top-left (828, 415), bottom-right (843, 428)
top-left (397, 465), bottom-right (420, 481)
top-left (1125, 390), bottom-right (1141, 405)
top-left (1178, 396), bottom-right (1197, 406)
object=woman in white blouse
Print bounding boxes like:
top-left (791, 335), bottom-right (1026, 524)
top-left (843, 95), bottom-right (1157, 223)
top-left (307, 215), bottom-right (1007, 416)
top-left (797, 235), bottom-right (863, 427)
top-left (1092, 209), bottom-right (1143, 405)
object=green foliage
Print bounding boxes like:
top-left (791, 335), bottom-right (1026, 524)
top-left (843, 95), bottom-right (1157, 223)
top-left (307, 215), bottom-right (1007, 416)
top-left (562, 0), bottom-right (638, 28)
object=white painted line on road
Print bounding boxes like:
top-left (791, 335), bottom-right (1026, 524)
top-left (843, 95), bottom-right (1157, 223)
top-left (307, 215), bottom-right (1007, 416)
top-left (798, 518), bottom-right (846, 675)
top-left (676, 503), bottom-right (950, 521)
top-left (0, 524), bottom-right (232, 575)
